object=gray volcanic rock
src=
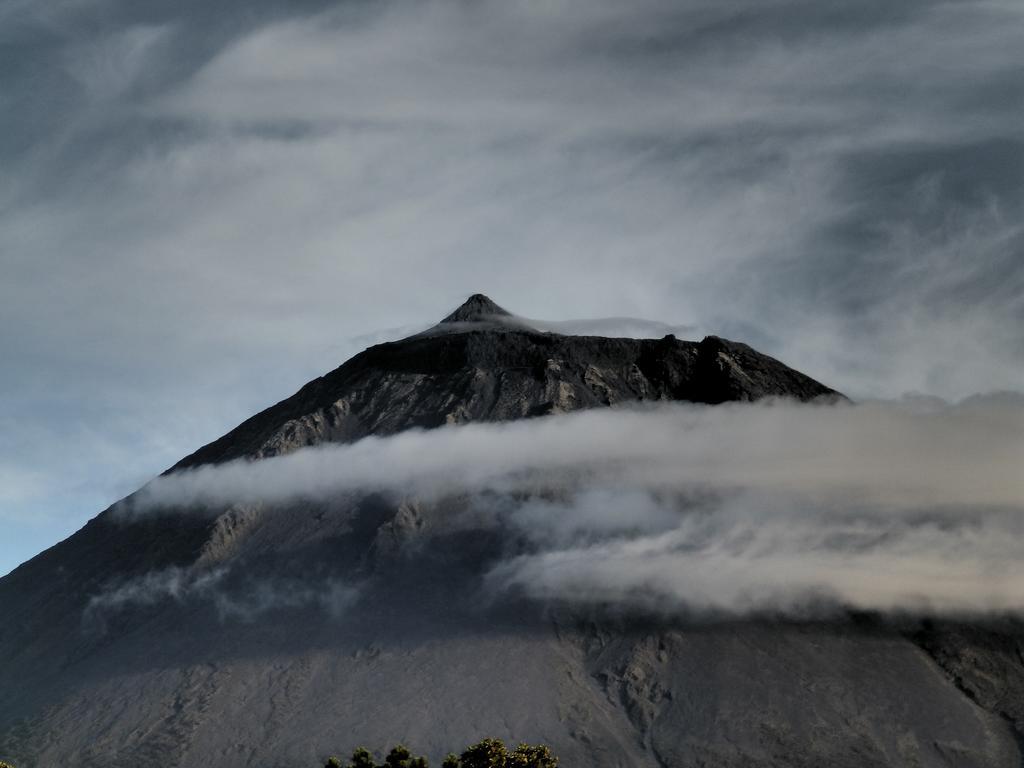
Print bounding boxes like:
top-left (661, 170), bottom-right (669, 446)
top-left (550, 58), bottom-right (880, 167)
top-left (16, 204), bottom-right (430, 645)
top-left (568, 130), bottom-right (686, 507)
top-left (169, 296), bottom-right (840, 469)
top-left (439, 293), bottom-right (515, 324)
top-left (0, 296), bottom-right (1018, 768)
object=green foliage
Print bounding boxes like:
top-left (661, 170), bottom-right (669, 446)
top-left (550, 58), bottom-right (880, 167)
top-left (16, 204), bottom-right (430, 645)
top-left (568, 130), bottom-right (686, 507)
top-left (0, 761), bottom-right (15, 768)
top-left (349, 747), bottom-right (378, 768)
top-left (326, 739), bottom-right (555, 768)
top-left (509, 744), bottom-right (557, 768)
top-left (459, 738), bottom-right (509, 768)
top-left (384, 745), bottom-right (414, 768)
top-left (337, 744), bottom-right (429, 768)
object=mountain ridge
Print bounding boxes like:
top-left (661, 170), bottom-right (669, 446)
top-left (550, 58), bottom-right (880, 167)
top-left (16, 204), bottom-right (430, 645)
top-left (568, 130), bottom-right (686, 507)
top-left (2, 296), bottom-right (1020, 768)
top-left (169, 294), bottom-right (841, 471)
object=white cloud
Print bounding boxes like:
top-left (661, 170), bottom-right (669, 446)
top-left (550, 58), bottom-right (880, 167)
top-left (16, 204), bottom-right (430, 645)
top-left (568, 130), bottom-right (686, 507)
top-left (489, 490), bottom-right (1024, 616)
top-left (133, 397), bottom-right (1024, 513)
top-left (82, 564), bottom-right (360, 634)
top-left (126, 397), bottom-right (1024, 616)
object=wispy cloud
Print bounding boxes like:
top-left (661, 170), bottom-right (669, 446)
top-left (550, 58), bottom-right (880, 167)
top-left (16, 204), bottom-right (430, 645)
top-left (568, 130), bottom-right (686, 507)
top-left (82, 564), bottom-right (359, 634)
top-left (132, 396), bottom-right (1024, 512)
top-left (489, 489), bottom-right (1024, 616)
top-left (2, 0), bottom-right (1023, 573)
top-left (126, 396), bottom-right (1024, 616)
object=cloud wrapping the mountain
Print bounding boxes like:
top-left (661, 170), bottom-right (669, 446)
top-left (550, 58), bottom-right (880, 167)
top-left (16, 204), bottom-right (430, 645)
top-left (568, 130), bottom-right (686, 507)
top-left (133, 396), bottom-right (1024, 511)
top-left (129, 396), bottom-right (1024, 615)
top-left (489, 490), bottom-right (1024, 615)
top-left (82, 564), bottom-right (359, 633)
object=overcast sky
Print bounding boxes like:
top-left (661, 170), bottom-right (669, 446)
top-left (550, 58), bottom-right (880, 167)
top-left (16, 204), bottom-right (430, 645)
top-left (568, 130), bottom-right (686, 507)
top-left (2, 0), bottom-right (1022, 575)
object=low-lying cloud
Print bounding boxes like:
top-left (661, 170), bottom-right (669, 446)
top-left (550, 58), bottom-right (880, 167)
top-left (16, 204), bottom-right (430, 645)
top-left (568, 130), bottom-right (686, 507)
top-left (83, 564), bottom-right (359, 634)
top-left (122, 396), bottom-right (1024, 616)
top-left (490, 490), bottom-right (1024, 616)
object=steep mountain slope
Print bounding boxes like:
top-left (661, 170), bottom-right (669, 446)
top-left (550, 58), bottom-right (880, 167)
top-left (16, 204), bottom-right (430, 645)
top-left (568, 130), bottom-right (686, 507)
top-left (170, 294), bottom-right (839, 469)
top-left (0, 296), bottom-right (1018, 768)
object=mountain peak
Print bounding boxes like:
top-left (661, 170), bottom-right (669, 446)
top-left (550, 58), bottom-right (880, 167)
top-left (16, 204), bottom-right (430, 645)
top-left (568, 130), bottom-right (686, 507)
top-left (0, 294), bottom-right (854, 768)
top-left (440, 294), bottom-right (513, 324)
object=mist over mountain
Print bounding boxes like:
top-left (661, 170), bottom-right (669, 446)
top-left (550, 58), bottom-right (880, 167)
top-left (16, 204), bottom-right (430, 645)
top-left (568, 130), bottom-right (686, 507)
top-left (2, 296), bottom-right (1024, 768)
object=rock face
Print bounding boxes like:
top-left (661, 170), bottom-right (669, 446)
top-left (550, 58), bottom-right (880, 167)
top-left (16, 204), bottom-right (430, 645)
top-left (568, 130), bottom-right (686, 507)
top-left (0, 296), bottom-right (1019, 768)
top-left (170, 296), bottom-right (839, 468)
top-left (438, 292), bottom-right (514, 324)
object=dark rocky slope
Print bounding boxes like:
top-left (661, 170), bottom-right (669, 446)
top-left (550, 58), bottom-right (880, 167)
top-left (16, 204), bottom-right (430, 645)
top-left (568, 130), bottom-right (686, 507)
top-left (170, 294), bottom-right (839, 468)
top-left (0, 296), bottom-right (1018, 768)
